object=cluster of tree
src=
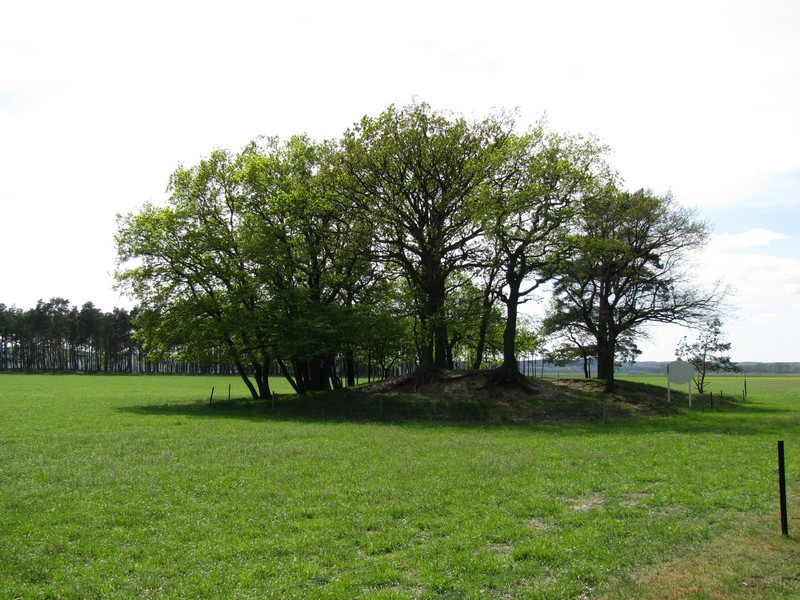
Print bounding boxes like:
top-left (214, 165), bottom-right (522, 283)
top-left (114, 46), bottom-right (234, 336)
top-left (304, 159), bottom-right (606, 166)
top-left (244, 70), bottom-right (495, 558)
top-left (116, 101), bottom-right (725, 396)
top-left (0, 298), bottom-right (428, 378)
top-left (0, 299), bottom-right (137, 372)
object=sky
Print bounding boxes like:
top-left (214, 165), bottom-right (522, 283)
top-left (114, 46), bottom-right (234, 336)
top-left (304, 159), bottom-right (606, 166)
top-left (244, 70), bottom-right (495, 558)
top-left (1, 0), bottom-right (799, 362)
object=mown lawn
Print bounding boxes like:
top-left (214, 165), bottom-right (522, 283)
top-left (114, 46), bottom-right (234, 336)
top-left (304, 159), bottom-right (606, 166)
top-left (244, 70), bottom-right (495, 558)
top-left (1, 373), bottom-right (798, 598)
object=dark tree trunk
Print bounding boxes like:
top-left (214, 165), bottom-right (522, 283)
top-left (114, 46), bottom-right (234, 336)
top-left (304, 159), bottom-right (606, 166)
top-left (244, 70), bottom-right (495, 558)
top-left (488, 278), bottom-right (530, 387)
top-left (471, 332), bottom-right (486, 370)
top-left (434, 321), bottom-right (448, 369)
top-left (445, 339), bottom-right (455, 370)
top-left (501, 284), bottom-right (520, 374)
top-left (596, 338), bottom-right (616, 392)
top-left (329, 355), bottom-right (343, 390)
top-left (288, 357), bottom-right (330, 393)
top-left (419, 343), bottom-right (435, 372)
top-left (493, 265), bottom-right (524, 380)
top-left (233, 358), bottom-right (259, 400)
top-left (345, 349), bottom-right (356, 387)
top-left (293, 359), bottom-right (310, 394)
top-left (309, 355), bottom-right (329, 391)
top-left (277, 359), bottom-right (300, 393)
top-left (471, 287), bottom-right (495, 370)
top-left (595, 285), bottom-right (616, 391)
top-left (253, 358), bottom-right (272, 399)
top-left (417, 267), bottom-right (448, 374)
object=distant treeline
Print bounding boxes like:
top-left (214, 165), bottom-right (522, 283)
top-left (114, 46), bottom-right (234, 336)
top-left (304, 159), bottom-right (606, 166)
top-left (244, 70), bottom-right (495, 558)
top-left (0, 298), bottom-right (206, 373)
top-left (740, 363), bottom-right (800, 375)
top-left (0, 298), bottom-right (412, 380)
top-left (610, 361), bottom-right (800, 376)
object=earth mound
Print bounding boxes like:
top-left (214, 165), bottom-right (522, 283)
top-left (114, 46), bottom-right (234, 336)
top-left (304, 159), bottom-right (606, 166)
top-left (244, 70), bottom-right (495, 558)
top-left (355, 370), bottom-right (673, 423)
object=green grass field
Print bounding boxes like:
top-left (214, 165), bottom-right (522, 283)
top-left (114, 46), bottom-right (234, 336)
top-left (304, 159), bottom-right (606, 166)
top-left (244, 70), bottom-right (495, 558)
top-left (1, 373), bottom-right (799, 598)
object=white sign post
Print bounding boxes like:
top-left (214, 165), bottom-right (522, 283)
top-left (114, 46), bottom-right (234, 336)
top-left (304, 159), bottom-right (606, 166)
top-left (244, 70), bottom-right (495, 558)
top-left (666, 359), bottom-right (694, 406)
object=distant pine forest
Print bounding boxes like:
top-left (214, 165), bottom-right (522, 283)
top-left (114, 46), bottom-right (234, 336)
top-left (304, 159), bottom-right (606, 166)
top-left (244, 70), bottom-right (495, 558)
top-left (0, 299), bottom-right (224, 374)
top-left (0, 298), bottom-right (411, 379)
top-left (1, 298), bottom-right (797, 376)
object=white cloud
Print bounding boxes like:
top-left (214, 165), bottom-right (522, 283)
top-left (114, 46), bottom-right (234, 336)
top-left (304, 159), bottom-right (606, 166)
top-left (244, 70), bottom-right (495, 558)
top-left (640, 221), bottom-right (800, 361)
top-left (701, 247), bottom-right (800, 308)
top-left (709, 228), bottom-right (790, 252)
top-left (677, 231), bottom-right (800, 361)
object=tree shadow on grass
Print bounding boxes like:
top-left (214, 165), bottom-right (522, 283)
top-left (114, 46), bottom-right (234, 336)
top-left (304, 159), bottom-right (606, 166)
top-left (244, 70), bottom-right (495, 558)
top-left (118, 392), bottom-right (506, 428)
top-left (115, 383), bottom-right (798, 437)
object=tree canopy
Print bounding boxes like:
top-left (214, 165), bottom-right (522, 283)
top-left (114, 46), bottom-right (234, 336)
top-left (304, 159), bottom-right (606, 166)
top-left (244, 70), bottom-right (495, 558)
top-left (544, 188), bottom-right (723, 390)
top-left (112, 101), bottom-right (728, 394)
top-left (338, 102), bottom-right (510, 373)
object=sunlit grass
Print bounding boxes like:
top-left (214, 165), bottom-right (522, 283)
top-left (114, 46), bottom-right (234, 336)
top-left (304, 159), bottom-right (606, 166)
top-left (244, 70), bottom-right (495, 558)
top-left (1, 373), bottom-right (798, 598)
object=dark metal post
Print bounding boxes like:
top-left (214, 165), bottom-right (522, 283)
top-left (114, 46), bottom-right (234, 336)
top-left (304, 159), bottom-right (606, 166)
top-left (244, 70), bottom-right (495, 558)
top-left (778, 440), bottom-right (788, 536)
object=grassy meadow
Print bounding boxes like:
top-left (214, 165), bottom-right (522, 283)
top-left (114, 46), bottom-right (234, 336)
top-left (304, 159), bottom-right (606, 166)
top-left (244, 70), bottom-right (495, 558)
top-left (1, 373), bottom-right (799, 598)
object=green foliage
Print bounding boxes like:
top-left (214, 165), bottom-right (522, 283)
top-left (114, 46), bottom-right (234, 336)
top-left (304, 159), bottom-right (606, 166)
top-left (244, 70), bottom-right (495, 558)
top-left (348, 281), bottom-right (418, 375)
top-left (114, 101), bottom-right (730, 390)
top-left (339, 101), bottom-right (511, 370)
top-left (116, 147), bottom-right (275, 397)
top-left (475, 123), bottom-right (610, 375)
top-left (444, 273), bottom-right (505, 365)
top-left (116, 135), bottom-right (384, 395)
top-left (547, 188), bottom-right (722, 389)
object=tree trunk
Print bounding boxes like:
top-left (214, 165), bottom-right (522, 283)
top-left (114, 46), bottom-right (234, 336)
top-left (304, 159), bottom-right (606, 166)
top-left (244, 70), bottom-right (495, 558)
top-left (419, 343), bottom-right (435, 372)
top-left (471, 329), bottom-right (486, 370)
top-left (294, 359), bottom-right (311, 393)
top-left (596, 338), bottom-right (616, 392)
top-left (500, 278), bottom-right (521, 374)
top-left (253, 358), bottom-right (272, 399)
top-left (345, 349), bottom-right (356, 387)
top-left (488, 279), bottom-right (528, 387)
top-left (309, 355), bottom-right (330, 391)
top-left (329, 355), bottom-right (343, 390)
top-left (445, 340), bottom-right (455, 370)
top-left (277, 358), bottom-right (300, 394)
top-left (418, 268), bottom-right (447, 373)
top-left (233, 358), bottom-right (259, 400)
top-left (434, 321), bottom-right (449, 369)
top-left (596, 285), bottom-right (615, 391)
top-left (471, 290), bottom-right (495, 369)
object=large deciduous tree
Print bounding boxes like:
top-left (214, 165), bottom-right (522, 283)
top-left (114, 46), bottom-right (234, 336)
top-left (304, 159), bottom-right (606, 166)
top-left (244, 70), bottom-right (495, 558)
top-left (240, 135), bottom-right (375, 392)
top-left (480, 126), bottom-right (608, 384)
top-left (116, 135), bottom-right (377, 395)
top-left (116, 148), bottom-right (274, 399)
top-left (339, 101), bottom-right (510, 374)
top-left (547, 187), bottom-right (723, 391)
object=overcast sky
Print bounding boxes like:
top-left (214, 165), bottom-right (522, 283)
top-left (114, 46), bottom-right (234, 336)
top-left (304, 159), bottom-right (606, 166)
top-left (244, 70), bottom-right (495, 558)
top-left (2, 0), bottom-right (799, 362)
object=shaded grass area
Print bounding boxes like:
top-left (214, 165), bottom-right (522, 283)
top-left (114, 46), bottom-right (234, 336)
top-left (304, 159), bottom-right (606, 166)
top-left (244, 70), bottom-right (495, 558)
top-left (1, 373), bottom-right (799, 598)
top-left (125, 373), bottom-right (696, 425)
